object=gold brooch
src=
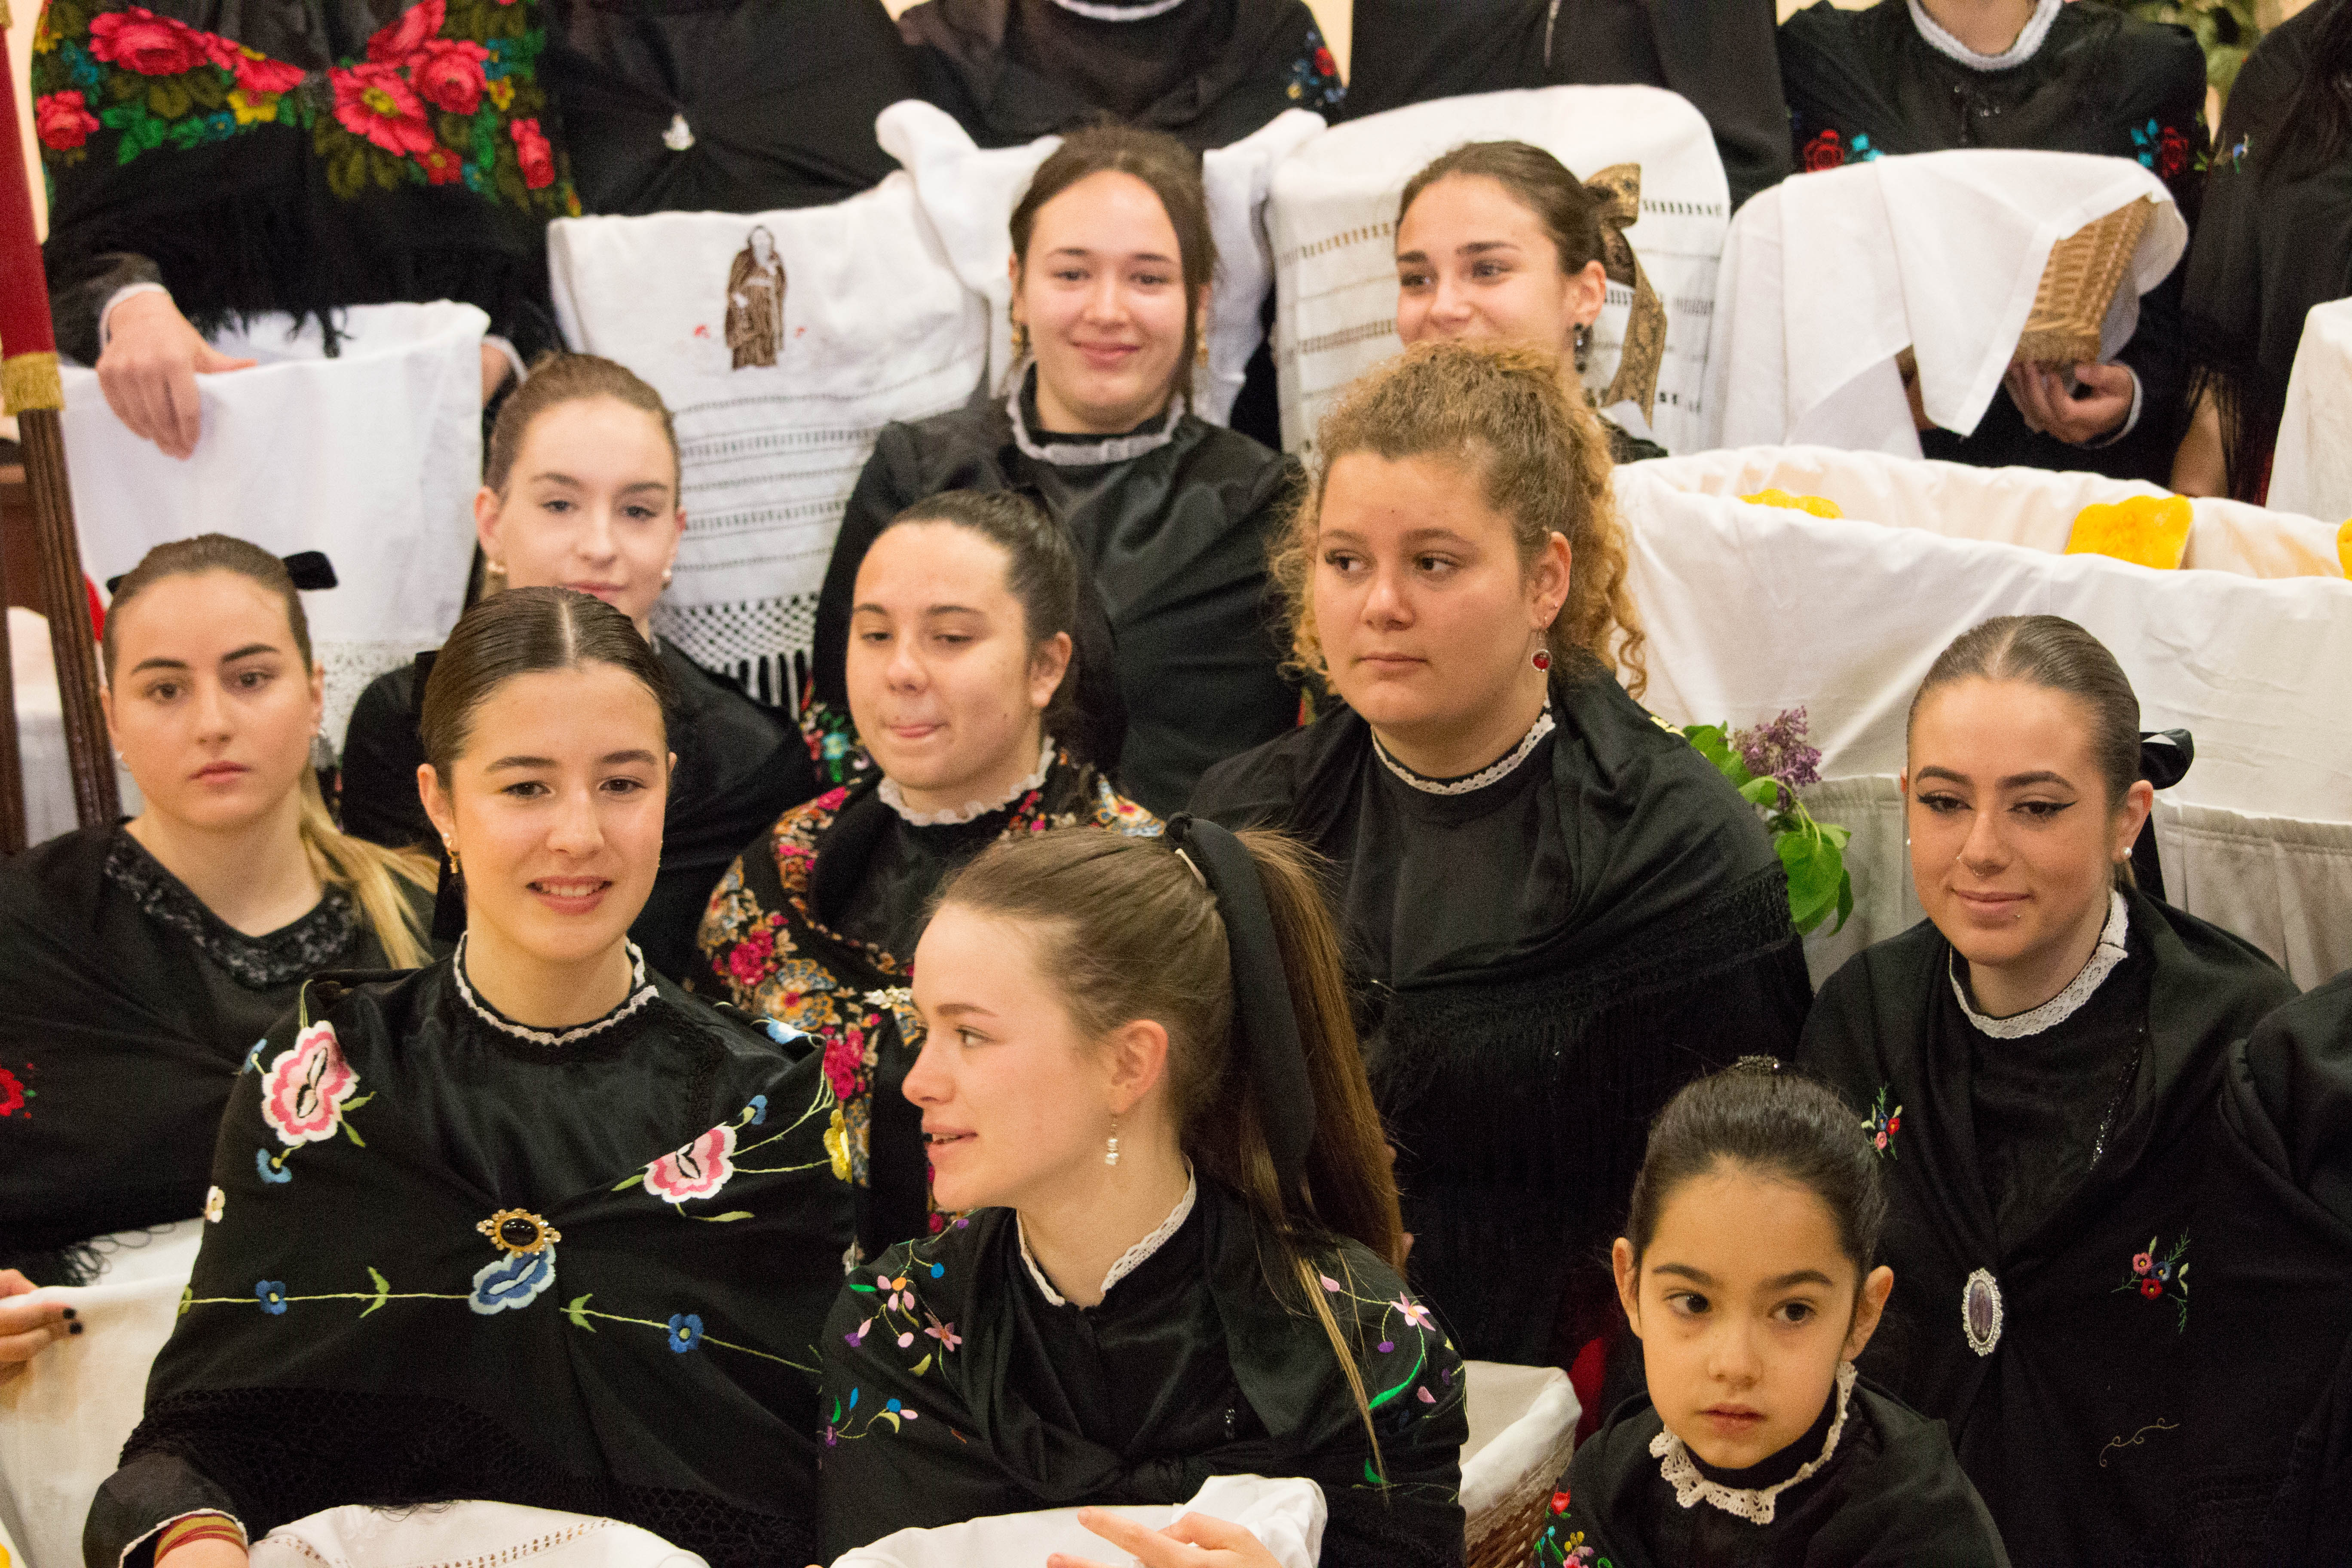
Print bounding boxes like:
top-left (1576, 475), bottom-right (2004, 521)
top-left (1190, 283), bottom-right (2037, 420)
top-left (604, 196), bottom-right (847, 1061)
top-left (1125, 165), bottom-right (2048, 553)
top-left (477, 1208), bottom-right (561, 1255)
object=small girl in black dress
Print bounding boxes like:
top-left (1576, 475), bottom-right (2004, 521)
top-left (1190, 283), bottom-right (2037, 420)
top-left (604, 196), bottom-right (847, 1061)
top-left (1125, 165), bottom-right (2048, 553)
top-left (1538, 1063), bottom-right (2010, 1568)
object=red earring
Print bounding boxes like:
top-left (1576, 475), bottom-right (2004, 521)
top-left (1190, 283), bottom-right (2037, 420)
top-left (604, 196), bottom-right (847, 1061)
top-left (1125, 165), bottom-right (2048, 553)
top-left (1532, 649), bottom-right (1551, 671)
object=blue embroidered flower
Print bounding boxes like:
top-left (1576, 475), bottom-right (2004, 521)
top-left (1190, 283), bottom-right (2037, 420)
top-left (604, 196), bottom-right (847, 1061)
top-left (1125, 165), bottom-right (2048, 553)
top-left (63, 42), bottom-right (103, 92)
top-left (1850, 132), bottom-right (1882, 162)
top-left (667, 1312), bottom-right (704, 1353)
top-left (2132, 117), bottom-right (2160, 168)
top-left (469, 1244), bottom-right (557, 1315)
top-left (244, 1038), bottom-right (269, 1073)
top-left (256, 1280), bottom-right (288, 1315)
top-left (928, 1262), bottom-right (944, 1279)
top-left (745, 1093), bottom-right (770, 1125)
top-left (255, 1148), bottom-right (292, 1184)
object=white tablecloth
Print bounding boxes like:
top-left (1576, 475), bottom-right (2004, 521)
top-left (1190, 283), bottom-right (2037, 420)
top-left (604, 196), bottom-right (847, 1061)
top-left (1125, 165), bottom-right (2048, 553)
top-left (1616, 447), bottom-right (2352, 985)
top-left (2266, 295), bottom-right (2352, 526)
top-left (58, 302), bottom-right (488, 752)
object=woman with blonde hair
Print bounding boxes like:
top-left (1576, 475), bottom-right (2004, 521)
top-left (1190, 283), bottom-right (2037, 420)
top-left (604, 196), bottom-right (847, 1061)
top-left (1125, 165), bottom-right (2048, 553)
top-left (0, 535), bottom-right (437, 1287)
top-left (1192, 340), bottom-right (1810, 1382)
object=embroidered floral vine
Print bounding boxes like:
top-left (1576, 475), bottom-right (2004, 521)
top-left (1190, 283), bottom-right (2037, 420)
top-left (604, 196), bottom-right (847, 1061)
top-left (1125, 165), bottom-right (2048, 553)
top-left (2116, 1232), bottom-right (2189, 1331)
top-left (1862, 1086), bottom-right (1903, 1158)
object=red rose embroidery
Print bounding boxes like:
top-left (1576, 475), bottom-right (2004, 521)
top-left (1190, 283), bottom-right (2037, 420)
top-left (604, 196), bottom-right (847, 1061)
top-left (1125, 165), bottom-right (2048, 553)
top-left (365, 0), bottom-right (446, 64)
top-left (88, 8), bottom-right (207, 75)
top-left (35, 90), bottom-right (101, 150)
top-left (231, 50), bottom-right (306, 96)
top-left (1314, 46), bottom-right (1336, 77)
top-left (2156, 126), bottom-right (2190, 181)
top-left (1550, 1490), bottom-right (1571, 1514)
top-left (510, 116), bottom-right (555, 190)
top-left (330, 62), bottom-right (436, 157)
top-left (1801, 129), bottom-right (1845, 174)
top-left (0, 1066), bottom-right (25, 1118)
top-left (418, 145), bottom-right (464, 184)
top-left (411, 38), bottom-right (489, 114)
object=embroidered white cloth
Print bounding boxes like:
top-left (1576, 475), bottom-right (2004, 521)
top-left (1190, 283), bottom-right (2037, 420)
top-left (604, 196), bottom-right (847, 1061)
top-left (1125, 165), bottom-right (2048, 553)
top-left (547, 173), bottom-right (988, 710)
top-left (247, 1503), bottom-right (707, 1568)
top-left (2266, 297), bottom-right (2352, 527)
top-left (1703, 150), bottom-right (2186, 455)
top-left (833, 1473), bottom-right (1326, 1567)
top-left (1266, 84), bottom-right (1730, 454)
top-left (874, 100), bottom-right (1323, 426)
top-left (0, 1222), bottom-right (204, 1568)
top-left (1953, 891), bottom-right (2130, 1036)
top-left (57, 301), bottom-right (489, 752)
top-left (1614, 447), bottom-right (2352, 986)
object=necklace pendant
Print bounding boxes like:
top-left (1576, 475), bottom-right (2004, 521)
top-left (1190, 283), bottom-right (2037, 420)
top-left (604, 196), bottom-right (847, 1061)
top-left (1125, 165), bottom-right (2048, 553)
top-left (1963, 1267), bottom-right (2004, 1357)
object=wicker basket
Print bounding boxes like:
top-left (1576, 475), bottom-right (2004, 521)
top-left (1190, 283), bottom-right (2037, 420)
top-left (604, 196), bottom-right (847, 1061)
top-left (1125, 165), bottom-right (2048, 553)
top-left (1460, 1362), bottom-right (1583, 1568)
top-left (2015, 199), bottom-right (2156, 366)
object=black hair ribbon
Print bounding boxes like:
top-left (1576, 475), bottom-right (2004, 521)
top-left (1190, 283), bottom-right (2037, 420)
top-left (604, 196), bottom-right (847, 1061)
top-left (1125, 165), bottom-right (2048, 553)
top-left (103, 549), bottom-right (336, 595)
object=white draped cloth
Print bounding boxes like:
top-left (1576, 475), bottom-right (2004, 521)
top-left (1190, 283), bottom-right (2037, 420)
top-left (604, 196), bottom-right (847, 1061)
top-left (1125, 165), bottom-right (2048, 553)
top-left (58, 301), bottom-right (489, 751)
top-left (2266, 296), bottom-right (2352, 526)
top-left (1614, 447), bottom-right (2352, 986)
top-left (248, 1504), bottom-right (707, 1568)
top-left (1267, 84), bottom-right (1730, 454)
top-left (1703, 150), bottom-right (2187, 456)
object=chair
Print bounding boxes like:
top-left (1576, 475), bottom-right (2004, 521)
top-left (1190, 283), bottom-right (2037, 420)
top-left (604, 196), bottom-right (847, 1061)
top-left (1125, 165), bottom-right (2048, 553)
top-left (55, 302), bottom-right (490, 752)
top-left (1615, 446), bottom-right (2352, 986)
top-left (1703, 149), bottom-right (2186, 457)
top-left (1266, 84), bottom-right (1731, 454)
top-left (2265, 296), bottom-right (2352, 526)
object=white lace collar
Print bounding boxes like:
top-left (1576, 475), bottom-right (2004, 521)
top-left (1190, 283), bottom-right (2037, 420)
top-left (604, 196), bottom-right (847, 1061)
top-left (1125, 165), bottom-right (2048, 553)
top-left (1907, 0), bottom-right (2061, 71)
top-left (876, 736), bottom-right (1054, 827)
top-left (1018, 1167), bottom-right (1197, 1308)
top-left (1652, 1362), bottom-right (1857, 1526)
top-left (453, 935), bottom-right (659, 1049)
top-left (1006, 365), bottom-right (1186, 468)
top-left (1050, 0), bottom-right (1189, 16)
top-left (1952, 890), bottom-right (2130, 1039)
top-left (1372, 703), bottom-right (1556, 796)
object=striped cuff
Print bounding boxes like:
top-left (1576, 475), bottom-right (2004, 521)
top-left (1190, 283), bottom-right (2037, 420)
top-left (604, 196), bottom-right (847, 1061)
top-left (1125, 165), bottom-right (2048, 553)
top-left (155, 1513), bottom-right (247, 1560)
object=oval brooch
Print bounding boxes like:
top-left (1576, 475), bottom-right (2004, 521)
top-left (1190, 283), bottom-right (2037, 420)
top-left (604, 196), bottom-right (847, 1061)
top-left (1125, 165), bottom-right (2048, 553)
top-left (478, 1207), bottom-right (562, 1255)
top-left (1963, 1268), bottom-right (2004, 1357)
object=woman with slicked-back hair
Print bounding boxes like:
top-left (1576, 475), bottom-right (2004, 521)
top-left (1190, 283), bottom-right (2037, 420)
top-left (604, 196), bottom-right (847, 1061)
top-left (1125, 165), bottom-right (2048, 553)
top-left (87, 588), bottom-right (853, 1568)
top-left (0, 534), bottom-right (438, 1302)
top-left (1193, 340), bottom-right (1810, 1392)
top-left (1800, 615), bottom-right (2299, 1563)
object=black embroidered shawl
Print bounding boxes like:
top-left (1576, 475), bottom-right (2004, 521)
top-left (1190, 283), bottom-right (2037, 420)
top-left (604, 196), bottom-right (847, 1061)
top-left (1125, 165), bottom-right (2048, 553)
top-left (816, 1179), bottom-right (1468, 1567)
top-left (83, 961), bottom-right (854, 1568)
top-left (1798, 891), bottom-right (2299, 1566)
top-left (692, 753), bottom-right (1160, 1261)
top-left (1191, 662), bottom-right (1812, 1366)
top-left (0, 825), bottom-right (431, 1284)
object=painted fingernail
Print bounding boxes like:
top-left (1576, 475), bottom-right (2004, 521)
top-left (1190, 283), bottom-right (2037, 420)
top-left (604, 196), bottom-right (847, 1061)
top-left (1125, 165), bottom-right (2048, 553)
top-left (61, 1307), bottom-right (75, 1320)
top-left (69, 1322), bottom-right (84, 1334)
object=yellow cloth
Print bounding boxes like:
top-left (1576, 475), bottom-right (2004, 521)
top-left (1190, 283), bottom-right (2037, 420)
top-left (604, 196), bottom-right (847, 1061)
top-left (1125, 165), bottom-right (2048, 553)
top-left (1740, 488), bottom-right (1845, 519)
top-left (2065, 493), bottom-right (2193, 570)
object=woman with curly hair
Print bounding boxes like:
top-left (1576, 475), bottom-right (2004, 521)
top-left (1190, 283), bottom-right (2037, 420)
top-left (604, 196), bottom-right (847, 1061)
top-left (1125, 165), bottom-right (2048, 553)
top-left (1190, 340), bottom-right (1810, 1381)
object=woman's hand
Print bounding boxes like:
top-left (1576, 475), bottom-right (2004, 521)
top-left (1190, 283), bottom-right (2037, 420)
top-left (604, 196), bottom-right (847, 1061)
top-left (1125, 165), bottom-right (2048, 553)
top-left (0, 1268), bottom-right (76, 1381)
top-left (2004, 361), bottom-right (2135, 446)
top-left (95, 291), bottom-right (258, 459)
top-left (1048, 1508), bottom-right (1287, 1568)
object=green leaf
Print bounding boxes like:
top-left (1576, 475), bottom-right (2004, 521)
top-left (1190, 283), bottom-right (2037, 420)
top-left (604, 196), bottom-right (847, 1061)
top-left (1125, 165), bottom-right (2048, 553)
top-left (565, 1293), bottom-right (596, 1331)
top-left (847, 1281), bottom-right (877, 1294)
top-left (1680, 723), bottom-right (1754, 788)
top-left (1738, 776), bottom-right (1785, 810)
top-left (342, 1119), bottom-right (367, 1148)
top-left (876, 1411), bottom-right (901, 1433)
top-left (692, 1210), bottom-right (755, 1223)
top-left (612, 1171), bottom-right (643, 1191)
top-left (361, 1267), bottom-right (391, 1317)
top-left (910, 1354), bottom-right (932, 1376)
top-left (1778, 829), bottom-right (1847, 934)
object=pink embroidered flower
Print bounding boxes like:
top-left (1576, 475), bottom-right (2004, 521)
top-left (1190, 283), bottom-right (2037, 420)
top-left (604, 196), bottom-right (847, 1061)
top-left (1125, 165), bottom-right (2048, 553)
top-left (643, 1123), bottom-right (737, 1204)
top-left (877, 1273), bottom-right (912, 1312)
top-left (330, 63), bottom-right (436, 157)
top-left (364, 0), bottom-right (445, 64)
top-left (1393, 1293), bottom-right (1435, 1332)
top-left (821, 1031), bottom-right (867, 1100)
top-left (924, 1313), bottom-right (961, 1352)
top-left (1319, 1274), bottom-right (1341, 1292)
top-left (2132, 1252), bottom-right (2153, 1276)
top-left (229, 48), bottom-right (306, 95)
top-left (34, 89), bottom-right (101, 150)
top-left (88, 9), bottom-right (207, 75)
top-left (1874, 1130), bottom-right (1888, 1151)
top-left (410, 38), bottom-right (488, 114)
top-left (509, 116), bottom-right (555, 190)
top-left (727, 926), bottom-right (776, 986)
top-left (259, 1022), bottom-right (359, 1146)
top-left (844, 1317), bottom-right (872, 1347)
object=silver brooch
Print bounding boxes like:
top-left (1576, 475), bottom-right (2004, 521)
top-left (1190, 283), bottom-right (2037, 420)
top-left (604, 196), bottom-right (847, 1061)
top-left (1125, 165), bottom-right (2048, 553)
top-left (1963, 1268), bottom-right (2004, 1357)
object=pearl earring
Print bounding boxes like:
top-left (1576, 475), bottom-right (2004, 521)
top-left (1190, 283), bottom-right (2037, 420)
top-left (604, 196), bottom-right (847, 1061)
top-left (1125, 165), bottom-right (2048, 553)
top-left (1104, 1114), bottom-right (1121, 1168)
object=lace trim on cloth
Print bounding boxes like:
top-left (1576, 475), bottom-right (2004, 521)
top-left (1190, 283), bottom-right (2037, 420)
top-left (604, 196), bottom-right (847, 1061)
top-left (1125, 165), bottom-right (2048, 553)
top-left (1006, 366), bottom-right (1187, 468)
top-left (1051, 0), bottom-right (1191, 16)
top-left (1017, 1167), bottom-right (1197, 1307)
top-left (1951, 890), bottom-right (2129, 1039)
top-left (453, 936), bottom-right (659, 1049)
top-left (1372, 705), bottom-right (1556, 796)
top-left (876, 737), bottom-right (1056, 826)
top-left (1651, 1361), bottom-right (1858, 1525)
top-left (1907, 0), bottom-right (2061, 70)
top-left (105, 829), bottom-right (360, 989)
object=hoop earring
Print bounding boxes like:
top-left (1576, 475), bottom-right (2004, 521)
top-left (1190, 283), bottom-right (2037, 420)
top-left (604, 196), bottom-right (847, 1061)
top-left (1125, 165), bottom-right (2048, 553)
top-left (1104, 1114), bottom-right (1121, 1168)
top-left (1573, 322), bottom-right (1591, 375)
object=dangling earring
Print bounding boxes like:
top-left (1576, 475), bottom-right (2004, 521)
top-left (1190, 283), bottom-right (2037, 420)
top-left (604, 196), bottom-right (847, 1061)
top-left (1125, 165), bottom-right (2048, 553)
top-left (1573, 322), bottom-right (1591, 375)
top-left (661, 565), bottom-right (674, 586)
top-left (1531, 649), bottom-right (1551, 672)
top-left (444, 837), bottom-right (462, 878)
top-left (484, 559), bottom-right (507, 583)
top-left (1011, 315), bottom-right (1030, 363)
top-left (1104, 1114), bottom-right (1121, 1168)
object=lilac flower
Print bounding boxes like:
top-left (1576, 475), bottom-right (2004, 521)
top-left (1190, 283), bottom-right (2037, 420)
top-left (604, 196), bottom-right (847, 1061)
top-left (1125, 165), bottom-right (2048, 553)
top-left (1731, 707), bottom-right (1823, 795)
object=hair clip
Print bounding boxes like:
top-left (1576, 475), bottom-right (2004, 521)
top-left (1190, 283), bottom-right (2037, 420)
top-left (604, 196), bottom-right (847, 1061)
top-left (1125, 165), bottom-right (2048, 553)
top-left (1173, 847), bottom-right (1209, 888)
top-left (1732, 1054), bottom-right (1785, 1075)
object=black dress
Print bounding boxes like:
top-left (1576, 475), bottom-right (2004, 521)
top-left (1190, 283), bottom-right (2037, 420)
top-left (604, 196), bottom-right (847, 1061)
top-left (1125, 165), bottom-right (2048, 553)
top-left (543, 0), bottom-right (920, 216)
top-left (1777, 0), bottom-right (2208, 484)
top-left (1191, 662), bottom-right (1813, 1366)
top-left (816, 1177), bottom-right (1469, 1567)
top-left (807, 373), bottom-right (1301, 815)
top-left (339, 639), bottom-right (816, 982)
top-left (2180, 0), bottom-right (2352, 502)
top-left (693, 748), bottom-right (1160, 1259)
top-left (1798, 889), bottom-right (2300, 1566)
top-left (34, 0), bottom-right (578, 368)
top-left (1539, 1375), bottom-right (2010, 1566)
top-left (0, 824), bottom-right (434, 1284)
top-left (894, 0), bottom-right (1343, 153)
top-left (1341, 0), bottom-right (1793, 211)
top-left (84, 949), bottom-right (854, 1568)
